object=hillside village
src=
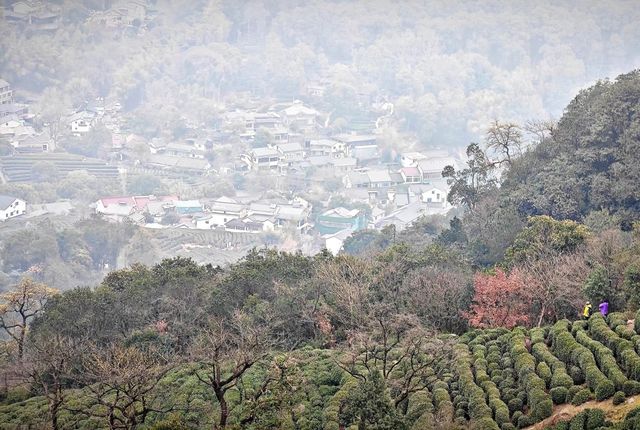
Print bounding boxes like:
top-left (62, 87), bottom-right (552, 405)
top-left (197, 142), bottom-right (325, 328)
top-left (0, 67), bottom-right (457, 255)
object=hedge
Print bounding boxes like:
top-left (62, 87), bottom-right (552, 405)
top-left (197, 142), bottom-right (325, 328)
top-left (454, 344), bottom-right (494, 423)
top-left (585, 408), bottom-right (605, 429)
top-left (575, 329), bottom-right (628, 391)
top-left (568, 411), bottom-right (586, 430)
top-left (433, 381), bottom-right (455, 423)
top-left (537, 362), bottom-right (552, 387)
top-left (407, 390), bottom-right (435, 429)
top-left (550, 386), bottom-right (568, 405)
top-left (588, 314), bottom-right (640, 381)
top-left (570, 388), bottom-right (593, 406)
top-left (509, 332), bottom-right (552, 422)
top-left (550, 320), bottom-right (615, 400)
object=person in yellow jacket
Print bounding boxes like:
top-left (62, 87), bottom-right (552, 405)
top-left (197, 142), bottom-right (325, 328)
top-left (583, 301), bottom-right (593, 319)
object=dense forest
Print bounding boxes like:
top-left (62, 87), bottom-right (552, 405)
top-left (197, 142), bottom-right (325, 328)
top-left (1, 67), bottom-right (640, 429)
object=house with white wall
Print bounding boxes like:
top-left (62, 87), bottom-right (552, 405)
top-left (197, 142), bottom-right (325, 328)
top-left (0, 195), bottom-right (26, 221)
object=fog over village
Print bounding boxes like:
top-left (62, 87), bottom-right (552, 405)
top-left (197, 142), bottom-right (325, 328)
top-left (1, 1), bottom-right (640, 429)
top-left (0, 0), bottom-right (638, 289)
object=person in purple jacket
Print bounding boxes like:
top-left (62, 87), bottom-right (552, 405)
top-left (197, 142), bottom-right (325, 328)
top-left (599, 300), bottom-right (609, 317)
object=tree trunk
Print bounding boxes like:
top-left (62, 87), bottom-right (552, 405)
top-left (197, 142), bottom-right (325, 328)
top-left (17, 327), bottom-right (25, 360)
top-left (214, 388), bottom-right (228, 429)
top-left (536, 302), bottom-right (547, 328)
top-left (49, 397), bottom-right (60, 430)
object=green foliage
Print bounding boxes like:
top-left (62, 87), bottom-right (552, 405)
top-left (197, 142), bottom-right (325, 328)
top-left (550, 387), bottom-right (568, 405)
top-left (613, 391), bottom-right (626, 406)
top-left (127, 174), bottom-right (167, 196)
top-left (339, 370), bottom-right (407, 430)
top-left (504, 216), bottom-right (590, 266)
top-left (582, 265), bottom-right (616, 308)
top-left (571, 389), bottom-right (593, 406)
top-left (498, 71), bottom-right (640, 226)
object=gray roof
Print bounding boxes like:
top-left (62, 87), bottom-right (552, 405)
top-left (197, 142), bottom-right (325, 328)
top-left (276, 142), bottom-right (304, 153)
top-left (417, 157), bottom-right (459, 173)
top-left (0, 195), bottom-right (20, 210)
top-left (0, 79), bottom-right (9, 88)
top-left (366, 169), bottom-right (392, 183)
top-left (251, 147), bottom-right (280, 158)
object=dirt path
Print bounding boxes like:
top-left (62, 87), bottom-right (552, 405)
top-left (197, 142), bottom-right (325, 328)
top-left (526, 395), bottom-right (640, 429)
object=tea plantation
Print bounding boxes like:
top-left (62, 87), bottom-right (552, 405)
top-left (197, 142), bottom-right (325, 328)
top-left (5, 312), bottom-right (640, 429)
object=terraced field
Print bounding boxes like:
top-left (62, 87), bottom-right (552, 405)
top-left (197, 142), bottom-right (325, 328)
top-left (0, 154), bottom-right (119, 182)
top-left (412, 311), bottom-right (640, 429)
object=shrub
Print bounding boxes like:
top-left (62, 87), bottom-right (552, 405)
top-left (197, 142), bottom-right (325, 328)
top-left (572, 320), bottom-right (588, 335)
top-left (501, 424), bottom-right (516, 430)
top-left (566, 385), bottom-right (582, 403)
top-left (511, 411), bottom-right (522, 425)
top-left (537, 362), bottom-right (552, 387)
top-left (585, 408), bottom-right (605, 429)
top-left (550, 387), bottom-right (568, 405)
top-left (473, 417), bottom-right (500, 430)
top-left (454, 344), bottom-right (493, 421)
top-left (594, 379), bottom-right (615, 401)
top-left (571, 388), bottom-right (593, 406)
top-left (623, 380), bottom-right (640, 396)
top-left (3, 387), bottom-right (30, 404)
top-left (569, 366), bottom-right (585, 385)
top-left (507, 397), bottom-right (523, 414)
top-left (532, 399), bottom-right (553, 422)
top-left (509, 331), bottom-right (551, 423)
top-left (516, 414), bottom-right (534, 429)
top-left (530, 328), bottom-right (545, 345)
top-left (551, 371), bottom-right (574, 389)
top-left (569, 411), bottom-right (586, 430)
top-left (613, 391), bottom-right (626, 405)
top-left (576, 329), bottom-right (628, 392)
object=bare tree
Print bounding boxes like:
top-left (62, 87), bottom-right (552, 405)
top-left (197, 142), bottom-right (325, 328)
top-left (401, 266), bottom-right (471, 333)
top-left (519, 251), bottom-right (589, 326)
top-left (0, 278), bottom-right (58, 360)
top-left (338, 309), bottom-right (454, 411)
top-left (190, 311), bottom-right (272, 429)
top-left (317, 255), bottom-right (372, 332)
top-left (485, 120), bottom-right (523, 165)
top-left (75, 344), bottom-right (175, 430)
top-left (21, 332), bottom-right (81, 430)
top-left (524, 118), bottom-right (557, 147)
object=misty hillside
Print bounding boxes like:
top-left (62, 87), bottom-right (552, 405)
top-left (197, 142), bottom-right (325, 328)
top-left (1, 0), bottom-right (640, 145)
top-left (1, 1), bottom-right (640, 430)
top-left (1, 71), bottom-right (640, 428)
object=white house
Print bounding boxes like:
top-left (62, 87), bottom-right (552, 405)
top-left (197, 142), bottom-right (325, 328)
top-left (207, 196), bottom-right (246, 227)
top-left (69, 110), bottom-right (97, 135)
top-left (275, 142), bottom-right (305, 160)
top-left (308, 139), bottom-right (346, 158)
top-left (323, 228), bottom-right (354, 256)
top-left (417, 156), bottom-right (459, 182)
top-left (421, 186), bottom-right (448, 205)
top-left (279, 101), bottom-right (319, 130)
top-left (194, 214), bottom-right (215, 230)
top-left (241, 147), bottom-right (281, 171)
top-left (0, 195), bottom-right (26, 221)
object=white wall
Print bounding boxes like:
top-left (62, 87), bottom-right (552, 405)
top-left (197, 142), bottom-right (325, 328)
top-left (0, 199), bottom-right (26, 221)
